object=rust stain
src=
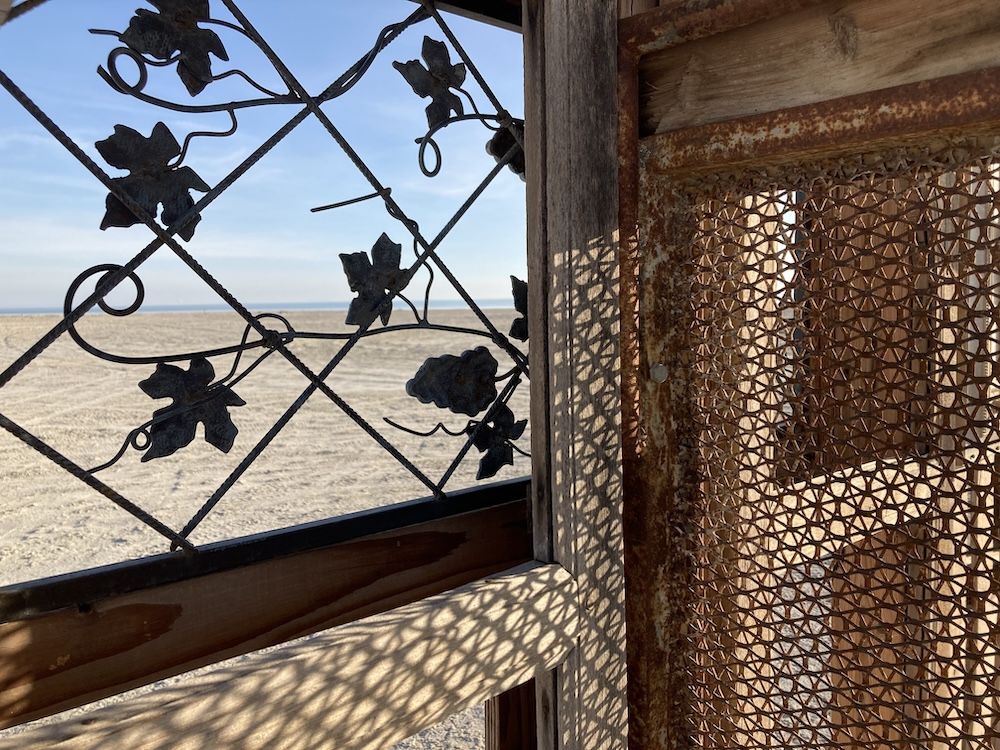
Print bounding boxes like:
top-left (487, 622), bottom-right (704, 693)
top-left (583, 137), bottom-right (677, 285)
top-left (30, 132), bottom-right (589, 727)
top-left (624, 154), bottom-right (703, 750)
top-left (47, 655), bottom-right (70, 672)
top-left (644, 68), bottom-right (1000, 176)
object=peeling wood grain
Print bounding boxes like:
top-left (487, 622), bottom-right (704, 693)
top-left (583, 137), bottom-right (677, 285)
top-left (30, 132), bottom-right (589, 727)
top-left (0, 563), bottom-right (577, 750)
top-left (0, 500), bottom-right (531, 729)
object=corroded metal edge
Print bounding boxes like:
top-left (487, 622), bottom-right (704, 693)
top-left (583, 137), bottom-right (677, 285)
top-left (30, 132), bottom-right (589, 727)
top-left (643, 67), bottom-right (1000, 177)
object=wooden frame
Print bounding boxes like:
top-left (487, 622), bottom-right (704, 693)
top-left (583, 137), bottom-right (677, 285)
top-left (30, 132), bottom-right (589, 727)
top-left (0, 0), bottom-right (637, 746)
top-left (0, 487), bottom-right (533, 728)
top-left (1, 563), bottom-right (577, 750)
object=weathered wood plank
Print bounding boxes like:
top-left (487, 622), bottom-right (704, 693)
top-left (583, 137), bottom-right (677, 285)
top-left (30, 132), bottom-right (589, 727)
top-left (0, 563), bottom-right (577, 750)
top-left (639, 0), bottom-right (1000, 135)
top-left (620, 0), bottom-right (827, 56)
top-left (427, 0), bottom-right (523, 31)
top-left (523, 2), bottom-right (559, 746)
top-left (0, 499), bottom-right (532, 729)
top-left (524, 0), bottom-right (627, 748)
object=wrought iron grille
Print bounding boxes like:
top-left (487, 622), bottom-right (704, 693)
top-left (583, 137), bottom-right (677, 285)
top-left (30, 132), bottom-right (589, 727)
top-left (0, 0), bottom-right (528, 577)
top-left (674, 137), bottom-right (1000, 748)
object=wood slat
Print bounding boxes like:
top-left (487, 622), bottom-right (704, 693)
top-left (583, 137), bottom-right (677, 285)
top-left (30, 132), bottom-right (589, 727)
top-left (434, 0), bottom-right (523, 31)
top-left (0, 499), bottom-right (532, 729)
top-left (639, 0), bottom-right (1000, 135)
top-left (486, 680), bottom-right (537, 750)
top-left (0, 563), bottom-right (577, 750)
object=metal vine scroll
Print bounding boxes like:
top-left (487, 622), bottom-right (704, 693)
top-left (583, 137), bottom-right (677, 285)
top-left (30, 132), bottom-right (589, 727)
top-left (0, 0), bottom-right (528, 555)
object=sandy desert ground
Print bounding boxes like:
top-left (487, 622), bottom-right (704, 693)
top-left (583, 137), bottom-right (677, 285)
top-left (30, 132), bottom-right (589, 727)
top-left (0, 307), bottom-right (529, 748)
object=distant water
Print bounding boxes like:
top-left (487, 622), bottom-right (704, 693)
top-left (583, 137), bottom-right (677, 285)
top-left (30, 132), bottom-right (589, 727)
top-left (0, 299), bottom-right (514, 315)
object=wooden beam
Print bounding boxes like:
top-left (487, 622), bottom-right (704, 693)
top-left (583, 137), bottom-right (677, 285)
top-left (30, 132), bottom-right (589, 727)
top-left (639, 0), bottom-right (1000, 135)
top-left (435, 0), bottom-right (523, 32)
top-left (0, 563), bottom-right (577, 750)
top-left (0, 1), bottom-right (10, 25)
top-left (619, 0), bottom-right (827, 56)
top-left (0, 499), bottom-right (532, 729)
top-left (524, 0), bottom-right (627, 748)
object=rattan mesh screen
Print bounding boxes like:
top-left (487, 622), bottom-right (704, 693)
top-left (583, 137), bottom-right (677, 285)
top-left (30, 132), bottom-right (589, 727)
top-left (682, 141), bottom-right (1000, 749)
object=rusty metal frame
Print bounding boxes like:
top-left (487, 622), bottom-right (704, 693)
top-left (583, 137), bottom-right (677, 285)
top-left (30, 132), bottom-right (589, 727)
top-left (617, 2), bottom-right (1000, 748)
top-left (643, 68), bottom-right (1000, 177)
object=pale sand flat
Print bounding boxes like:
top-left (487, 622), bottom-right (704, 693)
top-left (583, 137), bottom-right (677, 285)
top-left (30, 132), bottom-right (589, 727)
top-left (0, 307), bottom-right (527, 748)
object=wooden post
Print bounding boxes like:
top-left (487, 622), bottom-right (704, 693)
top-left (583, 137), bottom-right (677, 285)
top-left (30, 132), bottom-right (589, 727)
top-left (486, 680), bottom-right (538, 750)
top-left (524, 1), bottom-right (627, 748)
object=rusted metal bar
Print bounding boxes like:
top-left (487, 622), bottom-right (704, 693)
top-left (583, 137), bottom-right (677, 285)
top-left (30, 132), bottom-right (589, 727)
top-left (643, 67), bottom-right (1000, 177)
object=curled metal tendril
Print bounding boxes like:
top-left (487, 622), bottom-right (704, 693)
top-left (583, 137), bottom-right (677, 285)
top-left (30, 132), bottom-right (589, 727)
top-left (383, 419), bottom-right (469, 438)
top-left (89, 24), bottom-right (293, 116)
top-left (87, 312), bottom-right (293, 474)
top-left (63, 265), bottom-right (295, 367)
top-left (414, 113), bottom-right (507, 178)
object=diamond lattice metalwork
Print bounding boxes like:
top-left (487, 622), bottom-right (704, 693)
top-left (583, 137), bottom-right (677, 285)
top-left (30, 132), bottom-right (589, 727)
top-left (0, 0), bottom-right (528, 562)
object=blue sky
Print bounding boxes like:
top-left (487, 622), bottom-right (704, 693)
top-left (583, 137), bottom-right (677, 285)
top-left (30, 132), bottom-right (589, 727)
top-left (0, 1), bottom-right (526, 310)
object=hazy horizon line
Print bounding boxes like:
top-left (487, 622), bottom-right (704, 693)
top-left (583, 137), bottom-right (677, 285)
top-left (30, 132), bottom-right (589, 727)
top-left (0, 299), bottom-right (516, 316)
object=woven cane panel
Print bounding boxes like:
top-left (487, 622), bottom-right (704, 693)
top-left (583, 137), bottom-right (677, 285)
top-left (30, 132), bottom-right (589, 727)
top-left (684, 142), bottom-right (1000, 748)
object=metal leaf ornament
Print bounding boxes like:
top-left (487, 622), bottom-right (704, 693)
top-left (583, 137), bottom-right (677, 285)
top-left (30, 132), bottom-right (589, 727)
top-left (340, 233), bottom-right (406, 328)
top-left (138, 357), bottom-right (245, 461)
top-left (393, 37), bottom-right (467, 129)
top-left (467, 403), bottom-right (527, 480)
top-left (406, 347), bottom-right (498, 417)
top-left (120, 0), bottom-right (229, 96)
top-left (486, 119), bottom-right (525, 179)
top-left (509, 276), bottom-right (528, 342)
top-left (97, 122), bottom-right (210, 240)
